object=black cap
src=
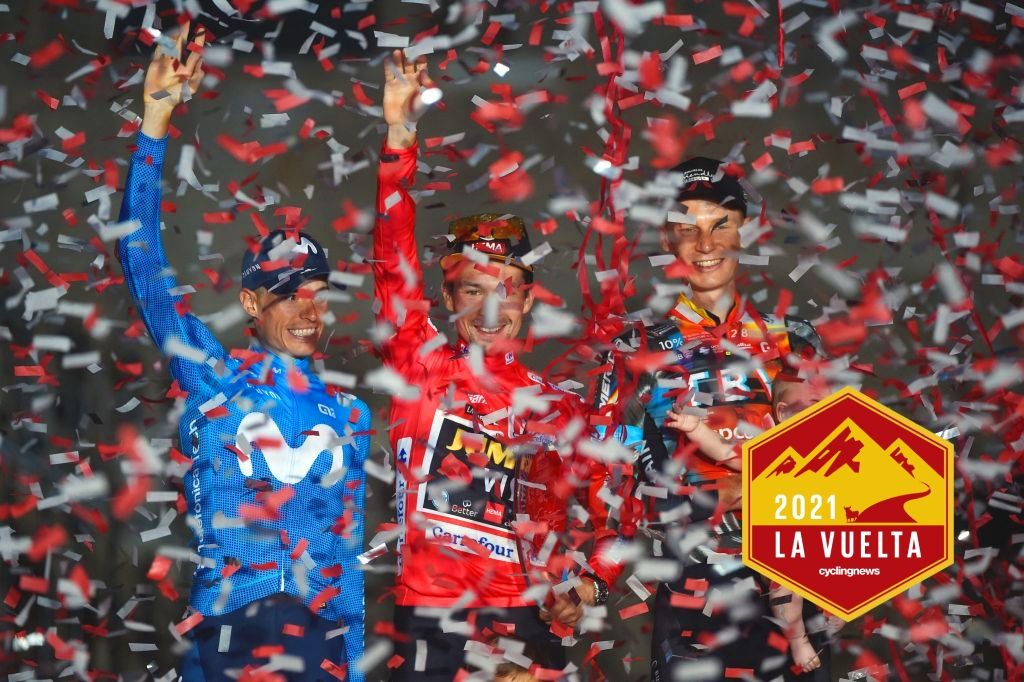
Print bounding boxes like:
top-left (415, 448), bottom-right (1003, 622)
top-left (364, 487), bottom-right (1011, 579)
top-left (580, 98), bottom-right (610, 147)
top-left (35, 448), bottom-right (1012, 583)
top-left (671, 157), bottom-right (747, 216)
top-left (240, 230), bottom-right (332, 295)
top-left (439, 213), bottom-right (534, 280)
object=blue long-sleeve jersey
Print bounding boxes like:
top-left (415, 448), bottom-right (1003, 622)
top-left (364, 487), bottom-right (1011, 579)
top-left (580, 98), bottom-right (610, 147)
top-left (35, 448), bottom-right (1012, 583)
top-left (118, 132), bottom-right (367, 678)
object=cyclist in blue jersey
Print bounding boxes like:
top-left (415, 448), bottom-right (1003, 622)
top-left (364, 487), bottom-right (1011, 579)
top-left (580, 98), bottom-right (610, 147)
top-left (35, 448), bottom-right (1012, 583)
top-left (118, 23), bottom-right (368, 681)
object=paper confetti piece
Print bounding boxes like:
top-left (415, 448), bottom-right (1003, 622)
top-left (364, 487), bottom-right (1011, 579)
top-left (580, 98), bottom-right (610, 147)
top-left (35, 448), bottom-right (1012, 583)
top-left (0, 5), bottom-right (1019, 682)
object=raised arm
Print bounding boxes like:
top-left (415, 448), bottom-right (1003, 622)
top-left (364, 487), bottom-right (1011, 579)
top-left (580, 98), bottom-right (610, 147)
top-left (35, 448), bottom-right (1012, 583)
top-left (372, 51), bottom-right (441, 368)
top-left (118, 23), bottom-right (222, 394)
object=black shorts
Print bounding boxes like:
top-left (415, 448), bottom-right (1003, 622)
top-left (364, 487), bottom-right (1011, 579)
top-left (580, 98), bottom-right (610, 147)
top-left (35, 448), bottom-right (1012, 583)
top-left (389, 604), bottom-right (566, 681)
top-left (182, 595), bottom-right (346, 682)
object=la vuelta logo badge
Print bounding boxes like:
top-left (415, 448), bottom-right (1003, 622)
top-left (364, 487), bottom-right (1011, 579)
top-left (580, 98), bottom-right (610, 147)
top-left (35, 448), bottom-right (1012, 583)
top-left (742, 387), bottom-right (954, 620)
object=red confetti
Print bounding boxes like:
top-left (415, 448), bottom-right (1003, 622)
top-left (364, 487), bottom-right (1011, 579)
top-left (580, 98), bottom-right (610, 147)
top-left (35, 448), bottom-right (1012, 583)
top-left (692, 45), bottom-right (723, 65)
top-left (29, 38), bottom-right (67, 69)
top-left (751, 151), bottom-right (774, 172)
top-left (28, 525), bottom-right (68, 562)
top-left (289, 538), bottom-right (309, 560)
top-left (481, 21), bottom-right (502, 46)
top-left (147, 555), bottom-right (173, 581)
top-left (19, 575), bottom-right (49, 594)
top-left (898, 82), bottom-right (927, 99)
top-left (321, 659), bottom-right (348, 680)
top-left (36, 90), bottom-right (59, 110)
top-left (215, 134), bottom-right (288, 164)
top-left (282, 623), bottom-right (305, 637)
top-left (309, 585), bottom-right (340, 613)
top-left (618, 602), bottom-right (649, 619)
top-left (661, 14), bottom-right (695, 27)
top-left (810, 177), bottom-right (844, 194)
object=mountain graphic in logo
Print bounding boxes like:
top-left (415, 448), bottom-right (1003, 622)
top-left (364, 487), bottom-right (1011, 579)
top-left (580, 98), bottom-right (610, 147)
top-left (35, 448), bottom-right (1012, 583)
top-left (757, 419), bottom-right (945, 525)
top-left (235, 414), bottom-right (347, 485)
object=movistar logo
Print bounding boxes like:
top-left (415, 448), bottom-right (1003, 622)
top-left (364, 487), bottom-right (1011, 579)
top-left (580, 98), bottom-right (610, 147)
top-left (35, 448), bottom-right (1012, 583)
top-left (294, 236), bottom-right (318, 254)
top-left (235, 414), bottom-right (346, 485)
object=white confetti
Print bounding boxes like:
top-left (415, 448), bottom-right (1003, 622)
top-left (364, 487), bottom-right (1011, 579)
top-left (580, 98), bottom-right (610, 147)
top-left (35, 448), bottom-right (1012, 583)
top-left (896, 11), bottom-right (934, 32)
top-left (374, 32), bottom-right (410, 48)
top-left (364, 366), bottom-right (420, 400)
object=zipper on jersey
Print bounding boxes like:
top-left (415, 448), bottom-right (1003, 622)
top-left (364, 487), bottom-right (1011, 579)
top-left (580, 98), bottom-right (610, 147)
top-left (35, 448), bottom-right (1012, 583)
top-left (279, 377), bottom-right (297, 595)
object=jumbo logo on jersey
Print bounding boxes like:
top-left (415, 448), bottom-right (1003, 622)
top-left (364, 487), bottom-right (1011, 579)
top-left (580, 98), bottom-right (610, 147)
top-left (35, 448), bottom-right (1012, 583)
top-left (235, 414), bottom-right (346, 485)
top-left (422, 415), bottom-right (515, 530)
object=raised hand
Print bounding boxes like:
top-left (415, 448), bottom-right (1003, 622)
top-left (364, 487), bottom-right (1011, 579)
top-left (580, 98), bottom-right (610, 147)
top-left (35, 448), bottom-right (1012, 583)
top-left (141, 21), bottom-right (206, 138)
top-left (383, 49), bottom-right (435, 149)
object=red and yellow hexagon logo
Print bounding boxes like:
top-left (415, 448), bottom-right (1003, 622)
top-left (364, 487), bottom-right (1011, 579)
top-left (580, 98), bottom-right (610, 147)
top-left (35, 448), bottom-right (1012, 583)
top-left (742, 387), bottom-right (954, 621)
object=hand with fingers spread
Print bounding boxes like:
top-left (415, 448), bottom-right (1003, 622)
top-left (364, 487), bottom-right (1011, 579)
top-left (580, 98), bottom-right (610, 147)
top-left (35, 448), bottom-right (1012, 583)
top-left (141, 20), bottom-right (206, 138)
top-left (383, 49), bottom-right (436, 149)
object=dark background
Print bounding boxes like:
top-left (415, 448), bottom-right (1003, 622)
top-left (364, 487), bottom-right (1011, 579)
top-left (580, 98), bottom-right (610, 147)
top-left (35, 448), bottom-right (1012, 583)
top-left (1, 0), bottom-right (1022, 679)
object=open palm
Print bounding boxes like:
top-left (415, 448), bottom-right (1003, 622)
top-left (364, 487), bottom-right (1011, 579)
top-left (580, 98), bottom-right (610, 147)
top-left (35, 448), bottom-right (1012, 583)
top-left (383, 49), bottom-right (432, 127)
top-left (144, 21), bottom-right (205, 110)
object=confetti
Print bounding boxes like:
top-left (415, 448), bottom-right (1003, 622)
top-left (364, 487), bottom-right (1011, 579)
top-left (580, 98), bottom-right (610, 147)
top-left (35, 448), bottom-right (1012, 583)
top-left (1, 3), bottom-right (1020, 682)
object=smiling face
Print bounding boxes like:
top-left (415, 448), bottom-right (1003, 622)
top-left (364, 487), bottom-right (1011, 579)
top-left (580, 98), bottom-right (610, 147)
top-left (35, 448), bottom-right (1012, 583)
top-left (441, 262), bottom-right (534, 354)
top-left (661, 198), bottom-right (744, 308)
top-left (239, 279), bottom-right (328, 358)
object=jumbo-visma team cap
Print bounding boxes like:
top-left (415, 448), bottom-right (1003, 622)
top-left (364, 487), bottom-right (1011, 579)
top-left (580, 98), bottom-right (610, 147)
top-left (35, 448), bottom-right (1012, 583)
top-left (439, 213), bottom-right (534, 278)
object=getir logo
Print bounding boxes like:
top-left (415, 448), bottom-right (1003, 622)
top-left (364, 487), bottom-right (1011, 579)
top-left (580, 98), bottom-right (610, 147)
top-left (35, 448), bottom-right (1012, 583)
top-left (742, 387), bottom-right (954, 620)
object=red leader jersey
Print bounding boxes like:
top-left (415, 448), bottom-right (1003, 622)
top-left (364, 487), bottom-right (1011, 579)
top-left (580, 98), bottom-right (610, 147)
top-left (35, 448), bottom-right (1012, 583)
top-left (374, 143), bottom-right (620, 608)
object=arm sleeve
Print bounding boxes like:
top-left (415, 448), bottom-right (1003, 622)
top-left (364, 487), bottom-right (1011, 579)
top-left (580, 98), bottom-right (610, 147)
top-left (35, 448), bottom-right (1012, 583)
top-left (117, 132), bottom-right (224, 395)
top-left (591, 329), bottom-right (670, 482)
top-left (553, 397), bottom-right (627, 587)
top-left (590, 330), bottom-right (676, 550)
top-left (338, 398), bottom-right (370, 682)
top-left (578, 455), bottom-right (626, 586)
top-left (373, 143), bottom-right (441, 372)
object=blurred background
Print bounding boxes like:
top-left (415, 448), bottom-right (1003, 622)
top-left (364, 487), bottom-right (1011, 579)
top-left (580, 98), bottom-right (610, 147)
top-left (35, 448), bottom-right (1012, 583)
top-left (1, 0), bottom-right (1022, 679)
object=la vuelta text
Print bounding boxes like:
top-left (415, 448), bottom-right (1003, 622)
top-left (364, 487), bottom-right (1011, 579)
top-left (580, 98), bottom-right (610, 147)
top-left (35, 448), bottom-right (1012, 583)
top-left (776, 529), bottom-right (922, 559)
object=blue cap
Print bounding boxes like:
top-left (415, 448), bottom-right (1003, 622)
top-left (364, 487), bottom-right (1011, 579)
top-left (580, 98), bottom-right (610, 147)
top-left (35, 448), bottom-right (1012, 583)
top-left (240, 230), bottom-right (331, 295)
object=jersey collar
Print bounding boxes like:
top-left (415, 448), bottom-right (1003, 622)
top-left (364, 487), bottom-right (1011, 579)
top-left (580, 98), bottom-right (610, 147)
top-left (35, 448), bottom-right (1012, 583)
top-left (454, 339), bottom-right (520, 370)
top-left (669, 291), bottom-right (744, 327)
top-left (250, 342), bottom-right (311, 373)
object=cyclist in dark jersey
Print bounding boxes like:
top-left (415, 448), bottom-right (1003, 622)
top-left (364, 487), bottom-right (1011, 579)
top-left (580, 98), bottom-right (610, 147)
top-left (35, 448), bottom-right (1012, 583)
top-left (118, 23), bottom-right (368, 681)
top-left (594, 157), bottom-right (832, 681)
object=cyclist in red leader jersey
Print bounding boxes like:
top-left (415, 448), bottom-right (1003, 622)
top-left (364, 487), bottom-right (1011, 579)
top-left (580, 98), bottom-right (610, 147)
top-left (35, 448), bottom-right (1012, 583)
top-left (373, 51), bottom-right (621, 680)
